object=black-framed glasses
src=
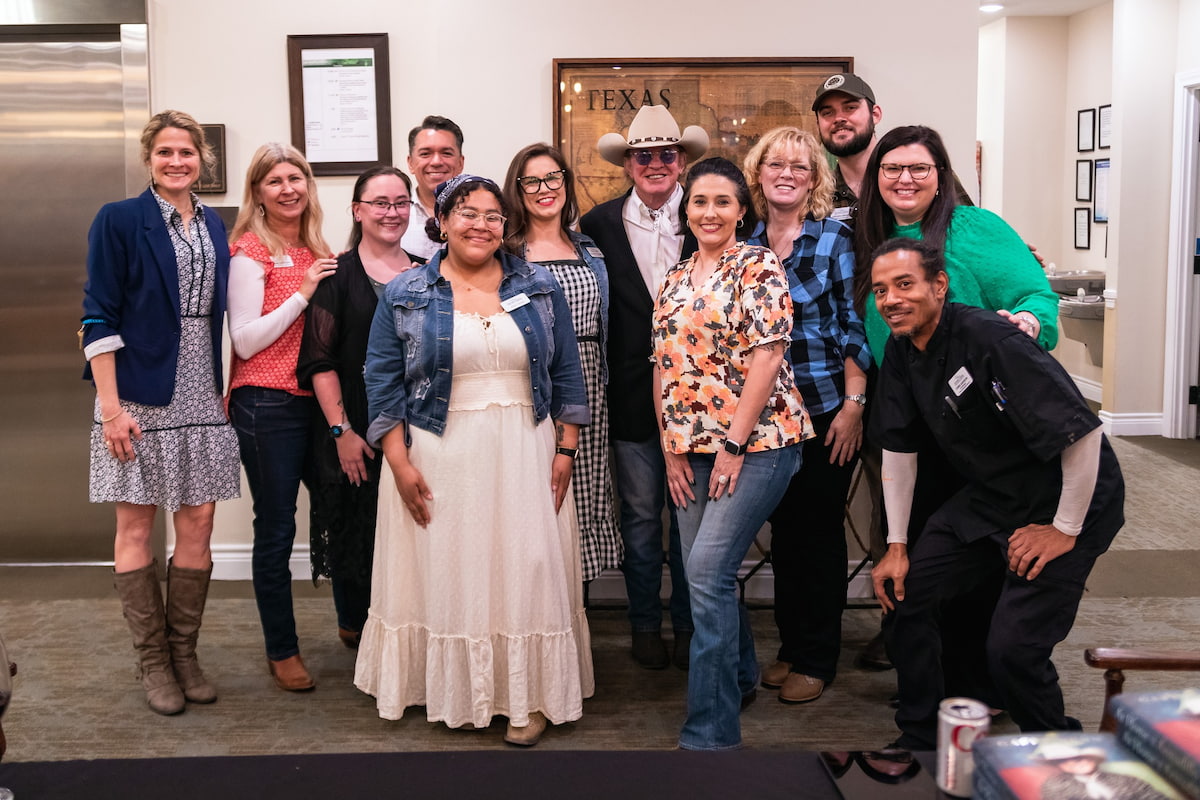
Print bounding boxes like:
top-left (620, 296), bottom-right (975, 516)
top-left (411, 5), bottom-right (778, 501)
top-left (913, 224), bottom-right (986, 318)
top-left (453, 208), bottom-right (506, 229)
top-left (359, 199), bottom-right (412, 214)
top-left (517, 170), bottom-right (566, 194)
top-left (879, 163), bottom-right (936, 180)
top-left (629, 147), bottom-right (680, 166)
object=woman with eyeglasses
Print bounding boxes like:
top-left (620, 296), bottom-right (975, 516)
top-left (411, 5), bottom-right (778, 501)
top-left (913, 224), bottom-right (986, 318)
top-left (742, 127), bottom-right (869, 706)
top-left (355, 174), bottom-right (592, 748)
top-left (853, 125), bottom-right (1058, 360)
top-left (501, 143), bottom-right (621, 588)
top-left (851, 125), bottom-right (1058, 718)
top-left (296, 166), bottom-right (423, 651)
top-left (227, 142), bottom-right (337, 693)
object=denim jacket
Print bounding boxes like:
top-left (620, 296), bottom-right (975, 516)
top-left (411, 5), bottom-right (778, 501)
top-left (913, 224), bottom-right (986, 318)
top-left (365, 249), bottom-right (589, 446)
top-left (518, 229), bottom-right (610, 385)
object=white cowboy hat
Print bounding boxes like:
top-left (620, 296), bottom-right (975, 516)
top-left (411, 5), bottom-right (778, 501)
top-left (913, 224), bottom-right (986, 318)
top-left (597, 105), bottom-right (710, 167)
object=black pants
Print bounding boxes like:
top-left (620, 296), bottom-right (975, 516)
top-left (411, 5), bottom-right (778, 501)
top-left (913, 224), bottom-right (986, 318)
top-left (768, 409), bottom-right (859, 682)
top-left (887, 496), bottom-right (1121, 748)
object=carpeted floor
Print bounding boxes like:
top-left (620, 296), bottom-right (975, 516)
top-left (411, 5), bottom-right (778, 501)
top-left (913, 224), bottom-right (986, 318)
top-left (0, 435), bottom-right (1197, 761)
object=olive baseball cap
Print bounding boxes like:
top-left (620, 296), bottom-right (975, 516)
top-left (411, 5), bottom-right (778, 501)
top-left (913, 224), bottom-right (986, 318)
top-left (812, 73), bottom-right (876, 111)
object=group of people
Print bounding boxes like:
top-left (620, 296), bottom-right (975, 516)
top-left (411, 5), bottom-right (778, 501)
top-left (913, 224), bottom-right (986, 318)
top-left (82, 70), bottom-right (1124, 753)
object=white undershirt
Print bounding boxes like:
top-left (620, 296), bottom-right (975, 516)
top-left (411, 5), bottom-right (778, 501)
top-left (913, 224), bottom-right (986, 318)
top-left (227, 252), bottom-right (308, 360)
top-left (622, 183), bottom-right (684, 299)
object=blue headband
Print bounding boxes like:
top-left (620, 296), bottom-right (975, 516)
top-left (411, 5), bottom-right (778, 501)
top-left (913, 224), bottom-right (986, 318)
top-left (434, 174), bottom-right (499, 217)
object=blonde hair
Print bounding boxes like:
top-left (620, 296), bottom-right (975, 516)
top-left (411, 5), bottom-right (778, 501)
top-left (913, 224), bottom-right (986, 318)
top-left (140, 110), bottom-right (215, 178)
top-left (230, 142), bottom-right (332, 258)
top-left (743, 127), bottom-right (834, 224)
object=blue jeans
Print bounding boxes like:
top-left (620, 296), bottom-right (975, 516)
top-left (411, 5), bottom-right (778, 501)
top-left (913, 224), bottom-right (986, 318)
top-left (676, 445), bottom-right (801, 750)
top-left (230, 387), bottom-right (314, 661)
top-left (612, 437), bottom-right (692, 634)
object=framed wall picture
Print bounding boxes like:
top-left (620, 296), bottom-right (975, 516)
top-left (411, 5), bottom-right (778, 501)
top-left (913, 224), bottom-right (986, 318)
top-left (1077, 107), bottom-right (1096, 152)
top-left (286, 33), bottom-right (392, 176)
top-left (553, 57), bottom-right (851, 214)
top-left (1074, 207), bottom-right (1091, 249)
top-left (1094, 158), bottom-right (1111, 223)
top-left (196, 123), bottom-right (226, 194)
top-left (1098, 104), bottom-right (1112, 149)
top-left (1075, 159), bottom-right (1092, 202)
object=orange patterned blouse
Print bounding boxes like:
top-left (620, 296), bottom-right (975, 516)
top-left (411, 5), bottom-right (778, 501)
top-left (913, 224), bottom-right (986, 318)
top-left (653, 243), bottom-right (812, 455)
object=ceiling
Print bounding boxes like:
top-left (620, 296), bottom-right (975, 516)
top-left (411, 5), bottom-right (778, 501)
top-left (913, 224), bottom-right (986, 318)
top-left (978, 0), bottom-right (1109, 24)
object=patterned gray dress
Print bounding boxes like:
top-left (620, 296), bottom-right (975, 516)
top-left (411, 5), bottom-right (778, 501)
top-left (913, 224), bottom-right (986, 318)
top-left (88, 192), bottom-right (240, 510)
top-left (536, 258), bottom-right (622, 582)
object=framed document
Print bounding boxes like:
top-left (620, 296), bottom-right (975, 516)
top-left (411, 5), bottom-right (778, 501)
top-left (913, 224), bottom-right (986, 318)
top-left (1098, 104), bottom-right (1112, 149)
top-left (1075, 159), bottom-right (1092, 202)
top-left (553, 57), bottom-right (851, 214)
top-left (1074, 207), bottom-right (1091, 250)
top-left (1094, 158), bottom-right (1111, 223)
top-left (287, 33), bottom-right (392, 176)
top-left (1077, 108), bottom-right (1096, 152)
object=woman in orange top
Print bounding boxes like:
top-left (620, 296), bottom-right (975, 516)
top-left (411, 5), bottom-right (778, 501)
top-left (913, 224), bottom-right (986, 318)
top-left (227, 143), bottom-right (336, 692)
top-left (653, 157), bottom-right (812, 750)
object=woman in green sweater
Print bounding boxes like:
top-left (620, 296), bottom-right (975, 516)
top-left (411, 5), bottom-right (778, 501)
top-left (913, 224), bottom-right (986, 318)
top-left (852, 125), bottom-right (1058, 362)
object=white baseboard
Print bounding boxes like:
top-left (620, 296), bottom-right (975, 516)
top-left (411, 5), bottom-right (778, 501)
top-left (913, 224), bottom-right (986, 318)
top-left (211, 548), bottom-right (878, 605)
top-left (1098, 410), bottom-right (1164, 437)
top-left (1070, 373), bottom-right (1103, 403)
top-left (210, 542), bottom-right (311, 582)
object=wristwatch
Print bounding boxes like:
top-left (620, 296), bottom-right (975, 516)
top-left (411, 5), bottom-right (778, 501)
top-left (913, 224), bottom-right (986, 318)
top-left (555, 446), bottom-right (578, 458)
top-left (722, 439), bottom-right (748, 456)
top-left (330, 421), bottom-right (351, 439)
top-left (845, 394), bottom-right (868, 407)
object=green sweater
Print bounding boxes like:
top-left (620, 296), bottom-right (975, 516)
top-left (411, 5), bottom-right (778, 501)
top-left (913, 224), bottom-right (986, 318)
top-left (864, 205), bottom-right (1059, 365)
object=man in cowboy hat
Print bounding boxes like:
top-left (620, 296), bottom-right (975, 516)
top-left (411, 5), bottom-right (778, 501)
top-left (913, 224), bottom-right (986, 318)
top-left (580, 104), bottom-right (708, 671)
top-left (1033, 740), bottom-right (1169, 799)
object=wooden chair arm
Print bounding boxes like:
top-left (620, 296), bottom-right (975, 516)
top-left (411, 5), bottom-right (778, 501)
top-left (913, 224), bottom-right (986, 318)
top-left (1085, 648), bottom-right (1200, 733)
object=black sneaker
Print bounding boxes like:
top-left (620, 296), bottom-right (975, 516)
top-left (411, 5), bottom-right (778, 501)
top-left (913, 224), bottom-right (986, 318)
top-left (631, 631), bottom-right (669, 669)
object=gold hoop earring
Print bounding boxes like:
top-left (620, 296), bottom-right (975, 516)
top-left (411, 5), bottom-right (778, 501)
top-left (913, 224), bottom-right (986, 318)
top-left (439, 230), bottom-right (448, 242)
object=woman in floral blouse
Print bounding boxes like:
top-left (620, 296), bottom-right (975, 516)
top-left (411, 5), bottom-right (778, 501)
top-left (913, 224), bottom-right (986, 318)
top-left (652, 156), bottom-right (812, 750)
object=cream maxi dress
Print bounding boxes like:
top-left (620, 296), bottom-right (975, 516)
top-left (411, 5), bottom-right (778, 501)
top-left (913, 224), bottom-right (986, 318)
top-left (355, 311), bottom-right (594, 728)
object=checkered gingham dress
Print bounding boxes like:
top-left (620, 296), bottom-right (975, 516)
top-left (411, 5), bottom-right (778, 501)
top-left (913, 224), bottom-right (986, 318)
top-left (540, 258), bottom-right (622, 581)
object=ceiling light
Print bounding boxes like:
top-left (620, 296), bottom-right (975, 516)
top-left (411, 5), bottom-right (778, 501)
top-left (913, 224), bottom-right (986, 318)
top-left (980, 3), bottom-right (1004, 11)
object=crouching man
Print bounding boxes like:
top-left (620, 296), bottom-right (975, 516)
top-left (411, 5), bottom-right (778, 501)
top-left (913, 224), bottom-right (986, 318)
top-left (867, 238), bottom-right (1124, 750)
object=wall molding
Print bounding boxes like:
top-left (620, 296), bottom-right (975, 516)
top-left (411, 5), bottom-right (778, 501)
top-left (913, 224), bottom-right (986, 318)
top-left (1070, 373), bottom-right (1103, 403)
top-left (1098, 410), bottom-right (1164, 437)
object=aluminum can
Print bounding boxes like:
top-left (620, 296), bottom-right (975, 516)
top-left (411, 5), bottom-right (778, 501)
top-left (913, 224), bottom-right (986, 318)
top-left (936, 697), bottom-right (990, 797)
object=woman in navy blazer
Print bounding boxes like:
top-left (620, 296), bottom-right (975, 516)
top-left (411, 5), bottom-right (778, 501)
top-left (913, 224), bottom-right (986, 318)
top-left (80, 110), bottom-right (241, 716)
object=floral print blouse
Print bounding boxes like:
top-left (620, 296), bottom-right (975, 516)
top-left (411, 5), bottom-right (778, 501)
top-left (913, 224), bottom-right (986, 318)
top-left (653, 243), bottom-right (812, 455)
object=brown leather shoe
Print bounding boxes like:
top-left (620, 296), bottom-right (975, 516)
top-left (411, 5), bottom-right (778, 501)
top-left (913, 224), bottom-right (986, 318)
top-left (268, 654), bottom-right (315, 692)
top-left (761, 660), bottom-right (793, 690)
top-left (779, 673), bottom-right (824, 704)
top-left (504, 712), bottom-right (547, 747)
top-left (337, 628), bottom-right (361, 649)
top-left (855, 630), bottom-right (893, 671)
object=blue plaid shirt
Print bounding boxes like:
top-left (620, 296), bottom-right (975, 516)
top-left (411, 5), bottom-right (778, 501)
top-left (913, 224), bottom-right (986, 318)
top-left (748, 215), bottom-right (870, 415)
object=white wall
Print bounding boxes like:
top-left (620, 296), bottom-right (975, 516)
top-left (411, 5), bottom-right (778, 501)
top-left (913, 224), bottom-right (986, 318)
top-left (148, 0), bottom-right (980, 567)
top-left (977, 19), bottom-right (1007, 211)
top-left (1064, 5), bottom-right (1113, 274)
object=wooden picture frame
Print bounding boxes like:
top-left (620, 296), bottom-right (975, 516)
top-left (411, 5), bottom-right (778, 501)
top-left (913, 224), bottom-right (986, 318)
top-left (287, 33), bottom-right (392, 176)
top-left (196, 124), bottom-right (226, 194)
top-left (553, 57), bottom-right (852, 214)
top-left (1077, 108), bottom-right (1096, 153)
top-left (1098, 104), bottom-right (1112, 149)
top-left (1075, 159), bottom-right (1092, 202)
top-left (1074, 207), bottom-right (1091, 249)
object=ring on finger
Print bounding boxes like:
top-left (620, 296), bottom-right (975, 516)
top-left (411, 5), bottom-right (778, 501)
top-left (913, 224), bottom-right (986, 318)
top-left (717, 475), bottom-right (728, 484)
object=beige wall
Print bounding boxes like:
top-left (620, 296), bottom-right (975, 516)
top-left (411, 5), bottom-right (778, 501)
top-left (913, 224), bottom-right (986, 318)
top-left (149, 0), bottom-right (980, 568)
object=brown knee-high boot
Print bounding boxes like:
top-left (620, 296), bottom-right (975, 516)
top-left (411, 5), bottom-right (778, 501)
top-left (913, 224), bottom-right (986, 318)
top-left (166, 559), bottom-right (217, 704)
top-left (113, 561), bottom-right (185, 715)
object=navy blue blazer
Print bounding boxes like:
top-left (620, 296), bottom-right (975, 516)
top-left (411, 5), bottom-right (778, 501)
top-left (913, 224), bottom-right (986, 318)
top-left (81, 188), bottom-right (231, 406)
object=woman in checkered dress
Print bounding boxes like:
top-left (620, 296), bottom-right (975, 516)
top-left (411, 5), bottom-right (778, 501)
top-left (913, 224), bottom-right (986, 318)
top-left (502, 143), bottom-right (621, 583)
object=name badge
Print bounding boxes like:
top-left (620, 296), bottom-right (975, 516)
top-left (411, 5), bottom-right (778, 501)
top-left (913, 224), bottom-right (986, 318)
top-left (585, 246), bottom-right (604, 259)
top-left (501, 292), bottom-right (531, 312)
top-left (271, 255), bottom-right (295, 267)
top-left (948, 366), bottom-right (974, 396)
top-left (831, 207), bottom-right (852, 222)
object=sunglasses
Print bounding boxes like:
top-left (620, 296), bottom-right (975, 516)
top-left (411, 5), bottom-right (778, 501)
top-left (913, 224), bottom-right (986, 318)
top-left (628, 147), bottom-right (680, 166)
